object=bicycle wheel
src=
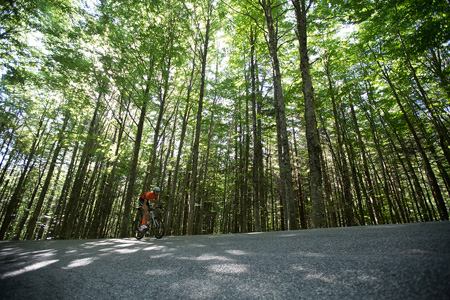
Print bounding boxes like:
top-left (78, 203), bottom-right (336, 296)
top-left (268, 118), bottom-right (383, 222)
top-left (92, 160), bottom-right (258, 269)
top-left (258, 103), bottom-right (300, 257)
top-left (152, 217), bottom-right (164, 239)
top-left (133, 218), bottom-right (145, 240)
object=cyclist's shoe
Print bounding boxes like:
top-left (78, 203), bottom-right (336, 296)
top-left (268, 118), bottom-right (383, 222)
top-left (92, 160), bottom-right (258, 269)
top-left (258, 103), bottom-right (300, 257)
top-left (139, 224), bottom-right (148, 232)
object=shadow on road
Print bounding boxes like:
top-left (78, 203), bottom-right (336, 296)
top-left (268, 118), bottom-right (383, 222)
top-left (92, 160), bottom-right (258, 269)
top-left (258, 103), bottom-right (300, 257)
top-left (1, 222), bottom-right (449, 299)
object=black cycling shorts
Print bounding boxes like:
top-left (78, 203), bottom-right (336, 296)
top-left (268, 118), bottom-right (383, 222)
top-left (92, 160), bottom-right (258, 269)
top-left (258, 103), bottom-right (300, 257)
top-left (138, 197), bottom-right (149, 207)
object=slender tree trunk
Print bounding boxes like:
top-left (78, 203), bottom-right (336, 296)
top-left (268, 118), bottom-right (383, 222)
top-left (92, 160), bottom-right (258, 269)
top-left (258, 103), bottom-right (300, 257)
top-left (143, 55), bottom-right (172, 190)
top-left (291, 124), bottom-right (307, 229)
top-left (0, 116), bottom-right (45, 240)
top-left (427, 48), bottom-right (450, 101)
top-left (342, 116), bottom-right (365, 225)
top-left (167, 56), bottom-right (196, 234)
top-left (25, 113), bottom-right (69, 239)
top-left (394, 12), bottom-right (450, 166)
top-left (60, 98), bottom-right (101, 238)
top-left (75, 157), bottom-right (103, 238)
top-left (324, 57), bottom-right (356, 226)
top-left (39, 148), bottom-right (66, 240)
top-left (119, 86), bottom-right (150, 238)
top-left (0, 134), bottom-right (15, 187)
top-left (50, 136), bottom-right (79, 238)
top-left (188, 3), bottom-right (211, 235)
top-left (250, 27), bottom-right (263, 232)
top-left (243, 66), bottom-right (250, 233)
top-left (392, 128), bottom-right (430, 221)
top-left (88, 113), bottom-right (125, 238)
top-left (261, 0), bottom-right (297, 230)
top-left (377, 60), bottom-right (449, 221)
top-left (14, 156), bottom-right (45, 239)
top-left (292, 0), bottom-right (325, 228)
top-left (197, 56), bottom-right (220, 234)
top-left (349, 104), bottom-right (377, 224)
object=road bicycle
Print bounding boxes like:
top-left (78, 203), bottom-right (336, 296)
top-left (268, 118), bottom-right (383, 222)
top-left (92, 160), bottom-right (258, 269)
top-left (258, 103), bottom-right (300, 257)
top-left (132, 206), bottom-right (164, 240)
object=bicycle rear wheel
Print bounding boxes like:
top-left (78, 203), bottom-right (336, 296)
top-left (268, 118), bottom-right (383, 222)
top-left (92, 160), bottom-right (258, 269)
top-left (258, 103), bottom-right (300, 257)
top-left (152, 217), bottom-right (164, 239)
top-left (133, 218), bottom-right (145, 240)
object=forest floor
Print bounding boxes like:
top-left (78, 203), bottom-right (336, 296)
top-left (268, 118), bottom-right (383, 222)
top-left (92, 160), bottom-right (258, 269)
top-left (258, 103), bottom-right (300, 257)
top-left (0, 222), bottom-right (449, 299)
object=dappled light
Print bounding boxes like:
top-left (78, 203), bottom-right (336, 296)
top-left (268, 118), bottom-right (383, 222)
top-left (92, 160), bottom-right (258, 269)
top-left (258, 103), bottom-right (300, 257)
top-left (113, 247), bottom-right (141, 254)
top-left (1, 223), bottom-right (449, 299)
top-left (63, 257), bottom-right (97, 269)
top-left (225, 249), bottom-right (247, 256)
top-left (142, 245), bottom-right (168, 252)
top-left (192, 254), bottom-right (233, 262)
top-left (208, 263), bottom-right (249, 274)
top-left (2, 259), bottom-right (59, 279)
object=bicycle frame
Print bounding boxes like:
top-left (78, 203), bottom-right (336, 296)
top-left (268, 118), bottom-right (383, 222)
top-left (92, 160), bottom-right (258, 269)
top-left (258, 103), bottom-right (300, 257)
top-left (149, 208), bottom-right (158, 227)
top-left (134, 206), bottom-right (164, 239)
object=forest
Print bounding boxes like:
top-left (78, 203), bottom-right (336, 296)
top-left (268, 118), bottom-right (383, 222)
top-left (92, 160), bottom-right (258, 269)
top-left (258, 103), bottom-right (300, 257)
top-left (0, 0), bottom-right (449, 240)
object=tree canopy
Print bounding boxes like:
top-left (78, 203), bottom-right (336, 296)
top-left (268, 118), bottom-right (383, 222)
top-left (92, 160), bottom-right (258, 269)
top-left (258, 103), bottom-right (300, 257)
top-left (0, 0), bottom-right (449, 240)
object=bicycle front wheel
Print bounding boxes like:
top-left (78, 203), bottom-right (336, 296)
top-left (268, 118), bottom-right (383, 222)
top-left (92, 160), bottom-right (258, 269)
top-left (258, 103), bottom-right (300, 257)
top-left (152, 217), bottom-right (164, 239)
top-left (133, 218), bottom-right (145, 240)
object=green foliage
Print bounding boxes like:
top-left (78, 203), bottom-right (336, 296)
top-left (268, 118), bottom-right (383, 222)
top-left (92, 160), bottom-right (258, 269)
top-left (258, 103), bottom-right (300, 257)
top-left (0, 0), bottom-right (448, 240)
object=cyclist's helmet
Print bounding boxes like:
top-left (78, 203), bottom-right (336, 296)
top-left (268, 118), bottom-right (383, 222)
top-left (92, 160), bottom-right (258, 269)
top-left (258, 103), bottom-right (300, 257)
top-left (153, 187), bottom-right (161, 192)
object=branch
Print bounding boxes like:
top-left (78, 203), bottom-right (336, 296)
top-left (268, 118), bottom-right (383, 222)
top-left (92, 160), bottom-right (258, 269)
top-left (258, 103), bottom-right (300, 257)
top-left (220, 0), bottom-right (267, 34)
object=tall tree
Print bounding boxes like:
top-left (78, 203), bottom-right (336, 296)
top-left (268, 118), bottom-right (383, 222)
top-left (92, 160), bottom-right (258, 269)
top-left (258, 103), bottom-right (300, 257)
top-left (292, 0), bottom-right (325, 228)
top-left (25, 111), bottom-right (69, 239)
top-left (188, 0), bottom-right (212, 235)
top-left (0, 109), bottom-right (47, 239)
top-left (259, 0), bottom-right (297, 230)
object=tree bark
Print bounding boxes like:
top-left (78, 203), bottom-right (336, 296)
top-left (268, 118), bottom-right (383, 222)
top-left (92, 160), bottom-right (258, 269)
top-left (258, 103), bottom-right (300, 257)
top-left (166, 55), bottom-right (196, 234)
top-left (188, 2), bottom-right (211, 235)
top-left (261, 0), bottom-right (297, 230)
top-left (349, 104), bottom-right (377, 224)
top-left (0, 115), bottom-right (45, 240)
top-left (119, 86), bottom-right (150, 238)
top-left (324, 57), bottom-right (356, 226)
top-left (60, 98), bottom-right (101, 238)
top-left (292, 0), bottom-right (325, 228)
top-left (250, 27), bottom-right (263, 232)
top-left (377, 60), bottom-right (449, 221)
top-left (25, 113), bottom-right (69, 239)
top-left (143, 54), bottom-right (172, 190)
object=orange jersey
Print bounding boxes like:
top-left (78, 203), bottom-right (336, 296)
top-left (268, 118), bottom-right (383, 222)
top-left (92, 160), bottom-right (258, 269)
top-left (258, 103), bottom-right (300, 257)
top-left (141, 191), bottom-right (159, 200)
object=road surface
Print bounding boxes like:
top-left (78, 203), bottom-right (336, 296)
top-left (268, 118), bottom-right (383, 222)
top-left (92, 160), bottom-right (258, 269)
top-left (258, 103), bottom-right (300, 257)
top-left (1, 222), bottom-right (449, 299)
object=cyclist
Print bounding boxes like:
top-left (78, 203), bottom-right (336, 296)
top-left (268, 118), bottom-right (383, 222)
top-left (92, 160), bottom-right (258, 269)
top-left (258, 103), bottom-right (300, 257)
top-left (138, 187), bottom-right (160, 232)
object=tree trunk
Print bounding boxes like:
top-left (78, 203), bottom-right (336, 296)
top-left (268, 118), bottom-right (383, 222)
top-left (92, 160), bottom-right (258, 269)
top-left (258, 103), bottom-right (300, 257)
top-left (324, 58), bottom-right (356, 226)
top-left (50, 136), bottom-right (79, 238)
top-left (143, 54), bottom-right (172, 190)
top-left (394, 14), bottom-right (450, 167)
top-left (377, 60), bottom-right (449, 221)
top-left (88, 113), bottom-right (125, 238)
top-left (261, 0), bottom-right (297, 230)
top-left (166, 55), bottom-right (196, 234)
top-left (250, 26), bottom-right (263, 232)
top-left (291, 124), bottom-right (307, 229)
top-left (14, 156), bottom-right (44, 239)
top-left (25, 113), bottom-right (69, 239)
top-left (292, 0), bottom-right (325, 228)
top-left (119, 86), bottom-right (150, 238)
top-left (0, 116), bottom-right (45, 240)
top-left (60, 98), bottom-right (101, 238)
top-left (188, 3), bottom-right (211, 235)
top-left (340, 100), bottom-right (363, 225)
top-left (349, 103), bottom-right (377, 224)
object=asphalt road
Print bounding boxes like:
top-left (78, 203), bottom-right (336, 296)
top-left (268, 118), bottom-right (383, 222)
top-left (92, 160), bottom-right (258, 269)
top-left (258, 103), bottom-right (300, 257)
top-left (1, 222), bottom-right (449, 299)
